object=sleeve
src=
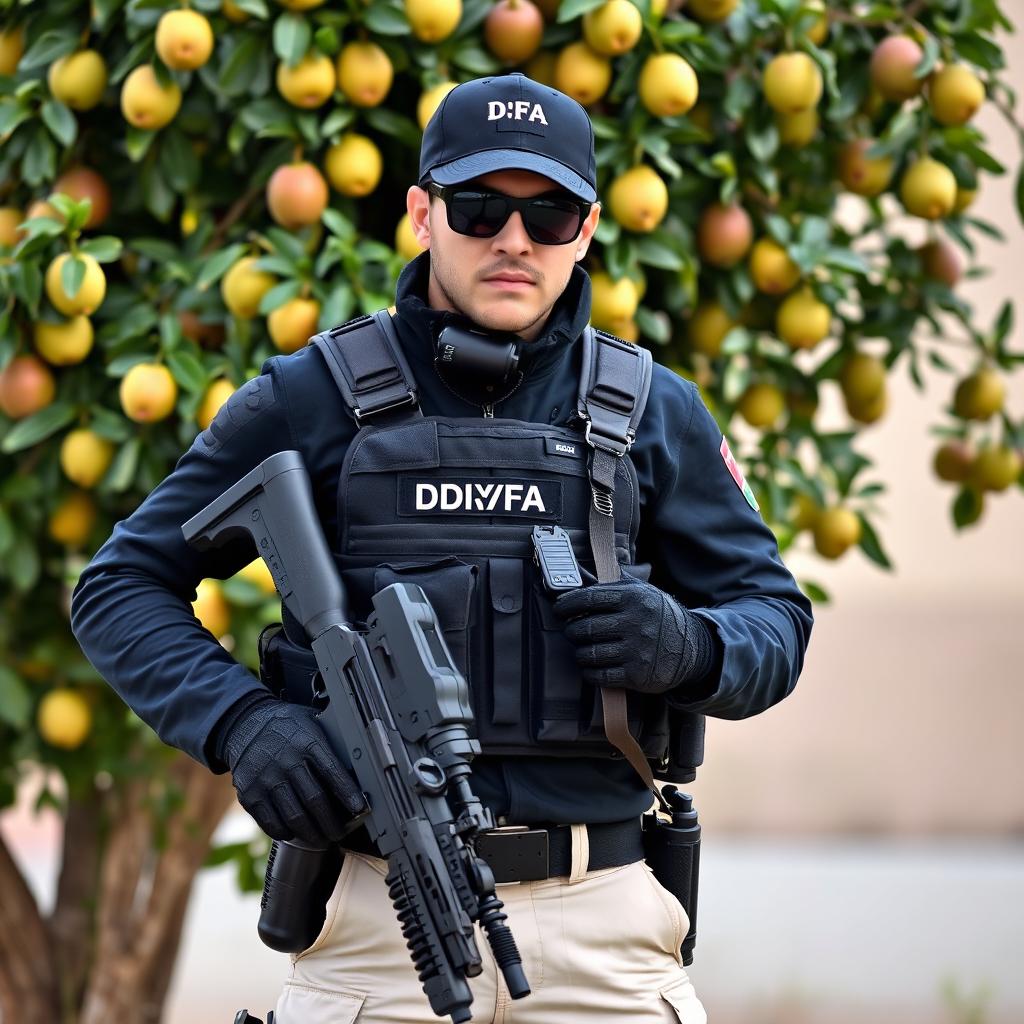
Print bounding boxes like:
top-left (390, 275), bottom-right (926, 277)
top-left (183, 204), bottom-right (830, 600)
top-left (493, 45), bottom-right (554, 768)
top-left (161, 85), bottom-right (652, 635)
top-left (70, 364), bottom-right (296, 770)
top-left (645, 380), bottom-right (814, 720)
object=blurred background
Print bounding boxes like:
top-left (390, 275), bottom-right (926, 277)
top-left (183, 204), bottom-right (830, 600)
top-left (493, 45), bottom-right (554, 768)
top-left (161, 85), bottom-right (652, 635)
top-left (2, 1), bottom-right (1023, 1022)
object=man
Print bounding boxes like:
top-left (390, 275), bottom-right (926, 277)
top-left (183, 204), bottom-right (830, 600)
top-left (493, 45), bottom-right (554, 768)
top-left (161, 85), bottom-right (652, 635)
top-left (71, 73), bottom-right (812, 1023)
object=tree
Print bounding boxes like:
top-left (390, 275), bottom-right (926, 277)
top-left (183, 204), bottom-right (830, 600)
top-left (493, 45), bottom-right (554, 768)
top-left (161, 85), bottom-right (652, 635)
top-left (0, 0), bottom-right (1021, 1020)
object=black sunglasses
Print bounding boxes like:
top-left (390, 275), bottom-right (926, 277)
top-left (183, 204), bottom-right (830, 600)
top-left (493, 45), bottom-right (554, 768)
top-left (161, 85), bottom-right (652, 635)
top-left (427, 182), bottom-right (592, 245)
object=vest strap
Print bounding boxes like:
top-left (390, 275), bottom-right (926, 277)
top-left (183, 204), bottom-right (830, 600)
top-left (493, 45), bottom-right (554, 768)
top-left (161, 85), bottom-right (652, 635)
top-left (311, 310), bottom-right (421, 424)
top-left (577, 329), bottom-right (666, 810)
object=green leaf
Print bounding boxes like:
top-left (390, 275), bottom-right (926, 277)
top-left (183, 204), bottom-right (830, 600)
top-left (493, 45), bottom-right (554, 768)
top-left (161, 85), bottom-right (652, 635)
top-left (823, 247), bottom-right (868, 275)
top-left (60, 256), bottom-right (86, 303)
top-left (634, 234), bottom-right (684, 270)
top-left (257, 279), bottom-right (303, 315)
top-left (273, 12), bottom-right (312, 67)
top-left (159, 128), bottom-right (201, 193)
top-left (450, 41), bottom-right (501, 75)
top-left (101, 436), bottom-right (142, 494)
top-left (364, 2), bottom-right (410, 35)
top-left (40, 100), bottom-right (77, 147)
top-left (363, 107), bottom-right (422, 148)
top-left (79, 236), bottom-right (124, 263)
top-left (126, 125), bottom-right (159, 162)
top-left (321, 106), bottom-right (355, 138)
top-left (798, 579), bottom-right (830, 604)
top-left (952, 485), bottom-right (984, 528)
top-left (18, 29), bottom-right (79, 71)
top-left (0, 667), bottom-right (31, 728)
top-left (166, 348), bottom-right (208, 395)
top-left (915, 34), bottom-right (941, 79)
top-left (319, 281), bottom-right (355, 329)
top-left (196, 243), bottom-right (248, 290)
top-left (234, 0), bottom-right (270, 15)
top-left (321, 208), bottom-right (355, 242)
top-left (0, 505), bottom-right (13, 556)
top-left (556, 0), bottom-right (605, 21)
top-left (1, 402), bottom-right (76, 454)
top-left (856, 513), bottom-right (893, 569)
top-left (594, 217), bottom-right (620, 246)
top-left (219, 31), bottom-right (266, 96)
top-left (0, 100), bottom-right (33, 139)
top-left (23, 128), bottom-right (57, 187)
top-left (141, 159), bottom-right (176, 222)
top-left (634, 306), bottom-right (671, 344)
top-left (89, 405), bottom-right (135, 443)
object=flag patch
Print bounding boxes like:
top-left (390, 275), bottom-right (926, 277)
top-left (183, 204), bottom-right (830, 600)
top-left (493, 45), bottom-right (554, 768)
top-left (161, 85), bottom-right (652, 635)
top-left (720, 436), bottom-right (760, 511)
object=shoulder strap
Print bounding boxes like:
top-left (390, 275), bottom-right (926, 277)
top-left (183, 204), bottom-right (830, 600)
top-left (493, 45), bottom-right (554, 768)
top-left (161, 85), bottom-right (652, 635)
top-left (576, 328), bottom-right (667, 812)
top-left (310, 310), bottom-right (422, 425)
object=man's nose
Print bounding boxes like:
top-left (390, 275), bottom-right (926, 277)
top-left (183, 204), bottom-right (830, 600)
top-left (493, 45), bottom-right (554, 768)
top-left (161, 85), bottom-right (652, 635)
top-left (491, 210), bottom-right (533, 255)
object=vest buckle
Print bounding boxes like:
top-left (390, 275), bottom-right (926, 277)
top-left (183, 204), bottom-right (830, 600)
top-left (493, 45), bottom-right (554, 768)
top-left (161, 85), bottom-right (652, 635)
top-left (352, 390), bottom-right (419, 423)
top-left (582, 416), bottom-right (634, 457)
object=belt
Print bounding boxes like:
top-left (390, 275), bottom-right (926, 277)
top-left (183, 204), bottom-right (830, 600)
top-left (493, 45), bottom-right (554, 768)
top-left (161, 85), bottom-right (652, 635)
top-left (341, 818), bottom-right (644, 884)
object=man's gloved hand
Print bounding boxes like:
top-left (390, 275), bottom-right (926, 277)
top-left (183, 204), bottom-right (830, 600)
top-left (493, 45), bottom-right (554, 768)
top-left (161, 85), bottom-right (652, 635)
top-left (552, 574), bottom-right (720, 698)
top-left (216, 697), bottom-right (367, 847)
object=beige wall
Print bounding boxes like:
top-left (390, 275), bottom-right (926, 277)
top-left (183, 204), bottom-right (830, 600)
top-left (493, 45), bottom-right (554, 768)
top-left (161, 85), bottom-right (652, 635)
top-left (692, 29), bottom-right (1024, 836)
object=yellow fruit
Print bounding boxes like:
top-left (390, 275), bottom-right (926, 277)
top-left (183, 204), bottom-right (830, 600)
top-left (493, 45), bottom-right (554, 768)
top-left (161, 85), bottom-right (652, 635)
top-left (776, 287), bottom-right (830, 349)
top-left (837, 139), bottom-right (893, 197)
top-left (763, 52), bottom-right (822, 115)
top-left (928, 64), bottom-right (985, 126)
top-left (638, 53), bottom-right (698, 118)
top-left (34, 315), bottom-right (94, 366)
top-left (953, 367), bottom-right (1005, 421)
top-left (525, 50), bottom-right (557, 87)
top-left (583, 0), bottom-right (643, 57)
top-left (236, 558), bottom-right (278, 595)
top-left (933, 440), bottom-right (975, 483)
top-left (697, 203), bottom-right (753, 268)
top-left (900, 158), bottom-right (957, 220)
top-left (870, 35), bottom-right (924, 102)
top-left (60, 428), bottom-right (114, 488)
top-left (839, 352), bottom-right (886, 405)
top-left (47, 50), bottom-right (108, 111)
top-left (813, 507), bottom-right (861, 559)
top-left (418, 81), bottom-right (458, 130)
top-left (222, 0), bottom-right (249, 22)
top-left (121, 64), bottom-right (182, 129)
top-left (277, 0), bottom-right (326, 8)
top-left (845, 386), bottom-right (887, 425)
top-left (45, 253), bottom-right (106, 317)
top-left (0, 206), bottom-right (23, 247)
top-left (221, 256), bottom-right (277, 318)
top-left (276, 52), bottom-right (336, 109)
top-left (192, 579), bottom-right (231, 638)
top-left (554, 42), bottom-right (611, 107)
top-left (48, 491), bottom-right (97, 547)
top-left (337, 41), bottom-right (393, 108)
top-left (197, 378), bottom-right (235, 430)
top-left (406, 0), bottom-right (463, 43)
top-left (776, 108), bottom-right (819, 148)
top-left (789, 492), bottom-right (820, 532)
top-left (749, 238), bottom-right (800, 294)
top-left (395, 212), bottom-right (426, 261)
top-left (803, 1), bottom-right (828, 45)
top-left (0, 355), bottom-right (56, 419)
top-left (0, 26), bottom-right (24, 76)
top-left (649, 0), bottom-right (667, 16)
top-left (266, 162), bottom-right (329, 229)
top-left (38, 688), bottom-right (92, 749)
top-left (737, 382), bottom-right (785, 429)
top-left (590, 272), bottom-right (639, 332)
top-left (614, 319), bottom-right (640, 343)
top-left (325, 134), bottom-right (383, 197)
top-left (687, 301), bottom-right (736, 358)
top-left (484, 0), bottom-right (545, 64)
top-left (268, 297), bottom-right (320, 354)
top-left (181, 207), bottom-right (199, 236)
top-left (54, 166), bottom-right (111, 229)
top-left (156, 10), bottom-right (214, 71)
top-left (969, 445), bottom-right (1022, 492)
top-left (919, 239), bottom-right (962, 287)
top-left (119, 363), bottom-right (178, 423)
top-left (953, 187), bottom-right (976, 213)
top-left (686, 0), bottom-right (737, 21)
top-left (608, 165), bottom-right (668, 233)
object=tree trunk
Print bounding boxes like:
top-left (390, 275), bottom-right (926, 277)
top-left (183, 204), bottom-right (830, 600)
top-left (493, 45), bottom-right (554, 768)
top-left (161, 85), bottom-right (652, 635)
top-left (0, 753), bottom-right (235, 1024)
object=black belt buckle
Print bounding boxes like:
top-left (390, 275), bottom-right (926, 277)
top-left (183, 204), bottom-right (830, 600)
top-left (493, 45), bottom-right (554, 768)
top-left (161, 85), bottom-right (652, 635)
top-left (476, 826), bottom-right (550, 883)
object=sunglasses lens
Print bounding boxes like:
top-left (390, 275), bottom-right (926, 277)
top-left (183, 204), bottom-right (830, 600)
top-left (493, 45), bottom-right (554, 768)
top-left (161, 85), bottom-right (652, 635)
top-left (443, 190), bottom-right (585, 245)
top-left (448, 193), bottom-right (509, 237)
top-left (523, 199), bottom-right (584, 244)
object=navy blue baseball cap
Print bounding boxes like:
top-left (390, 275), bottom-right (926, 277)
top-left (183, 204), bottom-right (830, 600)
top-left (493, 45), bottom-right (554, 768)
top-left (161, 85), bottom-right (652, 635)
top-left (418, 73), bottom-right (597, 203)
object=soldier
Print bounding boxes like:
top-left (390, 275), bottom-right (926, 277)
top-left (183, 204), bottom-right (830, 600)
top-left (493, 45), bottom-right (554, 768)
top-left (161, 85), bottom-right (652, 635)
top-left (72, 73), bottom-right (812, 1023)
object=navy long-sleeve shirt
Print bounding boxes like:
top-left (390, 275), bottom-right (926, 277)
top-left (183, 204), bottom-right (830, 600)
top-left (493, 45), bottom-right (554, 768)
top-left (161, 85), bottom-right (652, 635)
top-left (71, 253), bottom-right (812, 824)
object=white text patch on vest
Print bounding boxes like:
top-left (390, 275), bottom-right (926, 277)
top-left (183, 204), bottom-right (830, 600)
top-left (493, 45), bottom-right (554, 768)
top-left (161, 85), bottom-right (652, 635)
top-left (398, 478), bottom-right (562, 519)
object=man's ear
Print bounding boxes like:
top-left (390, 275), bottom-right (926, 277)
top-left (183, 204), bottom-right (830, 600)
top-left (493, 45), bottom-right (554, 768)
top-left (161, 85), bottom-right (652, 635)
top-left (575, 203), bottom-right (601, 262)
top-left (407, 185), bottom-right (431, 248)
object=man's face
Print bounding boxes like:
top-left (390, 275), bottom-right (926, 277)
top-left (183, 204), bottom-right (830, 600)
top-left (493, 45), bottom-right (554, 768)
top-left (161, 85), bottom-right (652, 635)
top-left (406, 169), bottom-right (600, 342)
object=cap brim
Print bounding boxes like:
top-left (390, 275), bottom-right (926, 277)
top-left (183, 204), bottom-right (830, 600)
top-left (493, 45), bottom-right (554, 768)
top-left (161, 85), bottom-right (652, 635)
top-left (428, 150), bottom-right (597, 203)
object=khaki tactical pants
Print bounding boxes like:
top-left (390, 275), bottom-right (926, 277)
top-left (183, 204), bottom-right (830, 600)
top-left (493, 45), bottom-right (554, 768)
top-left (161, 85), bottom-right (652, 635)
top-left (275, 823), bottom-right (706, 1023)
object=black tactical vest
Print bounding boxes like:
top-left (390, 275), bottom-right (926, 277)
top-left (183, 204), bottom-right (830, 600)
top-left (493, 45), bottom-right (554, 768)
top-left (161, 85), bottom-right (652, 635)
top-left (262, 311), bottom-right (704, 782)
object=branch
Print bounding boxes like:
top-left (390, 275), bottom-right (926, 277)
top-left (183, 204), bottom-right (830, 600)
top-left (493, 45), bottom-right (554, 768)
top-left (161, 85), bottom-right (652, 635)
top-left (0, 819), bottom-right (59, 1022)
top-left (206, 184), bottom-right (264, 255)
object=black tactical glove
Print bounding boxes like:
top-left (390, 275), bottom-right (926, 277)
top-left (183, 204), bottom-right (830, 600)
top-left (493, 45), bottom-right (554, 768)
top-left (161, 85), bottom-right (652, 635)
top-left (215, 696), bottom-right (366, 847)
top-left (552, 574), bottom-right (721, 698)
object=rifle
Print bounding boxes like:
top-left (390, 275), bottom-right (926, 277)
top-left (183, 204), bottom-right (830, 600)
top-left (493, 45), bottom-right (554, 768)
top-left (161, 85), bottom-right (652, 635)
top-left (183, 450), bottom-right (529, 1023)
